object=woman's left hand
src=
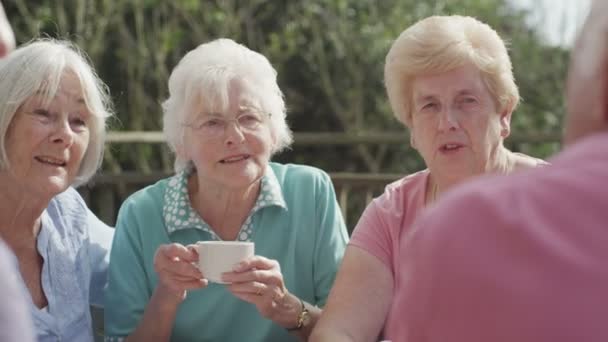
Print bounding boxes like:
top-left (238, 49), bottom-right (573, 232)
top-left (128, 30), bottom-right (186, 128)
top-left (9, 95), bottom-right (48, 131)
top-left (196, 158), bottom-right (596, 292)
top-left (222, 255), bottom-right (301, 328)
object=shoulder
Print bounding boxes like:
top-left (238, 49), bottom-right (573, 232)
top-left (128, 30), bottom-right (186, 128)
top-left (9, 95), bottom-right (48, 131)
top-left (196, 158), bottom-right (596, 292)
top-left (384, 169), bottom-right (428, 194)
top-left (511, 152), bottom-right (548, 170)
top-left (49, 187), bottom-right (88, 213)
top-left (269, 162), bottom-right (333, 194)
top-left (371, 169), bottom-right (428, 213)
top-left (119, 177), bottom-right (170, 213)
top-left (46, 188), bottom-right (89, 235)
top-left (269, 162), bottom-right (331, 183)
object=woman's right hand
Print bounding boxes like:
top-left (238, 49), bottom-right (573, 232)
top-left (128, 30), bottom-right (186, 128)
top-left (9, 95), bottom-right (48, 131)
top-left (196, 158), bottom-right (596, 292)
top-left (153, 243), bottom-right (208, 306)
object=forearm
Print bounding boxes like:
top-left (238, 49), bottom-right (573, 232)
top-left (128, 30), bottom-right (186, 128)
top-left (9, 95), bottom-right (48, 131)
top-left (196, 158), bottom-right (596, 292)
top-left (310, 325), bottom-right (357, 342)
top-left (124, 288), bottom-right (181, 342)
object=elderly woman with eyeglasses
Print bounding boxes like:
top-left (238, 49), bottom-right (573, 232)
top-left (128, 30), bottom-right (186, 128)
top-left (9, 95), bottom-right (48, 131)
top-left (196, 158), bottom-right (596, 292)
top-left (104, 38), bottom-right (348, 342)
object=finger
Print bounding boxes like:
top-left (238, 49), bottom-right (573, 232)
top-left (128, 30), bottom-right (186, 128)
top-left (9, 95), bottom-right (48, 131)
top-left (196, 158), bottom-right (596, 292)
top-left (157, 279), bottom-right (208, 300)
top-left (222, 268), bottom-right (282, 286)
top-left (185, 244), bottom-right (200, 256)
top-left (227, 281), bottom-right (267, 296)
top-left (159, 243), bottom-right (199, 263)
top-left (157, 258), bottom-right (203, 279)
top-left (167, 278), bottom-right (208, 291)
top-left (232, 255), bottom-right (277, 272)
top-left (229, 290), bottom-right (265, 306)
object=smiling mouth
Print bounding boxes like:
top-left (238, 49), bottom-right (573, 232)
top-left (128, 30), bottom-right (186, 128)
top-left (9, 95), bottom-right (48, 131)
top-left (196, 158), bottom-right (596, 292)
top-left (35, 156), bottom-right (67, 167)
top-left (220, 155), bottom-right (250, 164)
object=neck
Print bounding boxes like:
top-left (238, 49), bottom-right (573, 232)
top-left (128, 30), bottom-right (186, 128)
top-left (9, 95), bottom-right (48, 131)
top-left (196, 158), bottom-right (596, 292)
top-left (0, 179), bottom-right (47, 250)
top-left (486, 144), bottom-right (513, 175)
top-left (188, 172), bottom-right (261, 237)
top-left (429, 145), bottom-right (513, 203)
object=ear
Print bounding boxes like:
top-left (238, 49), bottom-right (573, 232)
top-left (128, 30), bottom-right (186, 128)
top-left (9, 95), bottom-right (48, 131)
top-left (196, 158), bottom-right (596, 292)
top-left (499, 100), bottom-right (514, 138)
top-left (409, 131), bottom-right (417, 149)
top-left (174, 141), bottom-right (188, 162)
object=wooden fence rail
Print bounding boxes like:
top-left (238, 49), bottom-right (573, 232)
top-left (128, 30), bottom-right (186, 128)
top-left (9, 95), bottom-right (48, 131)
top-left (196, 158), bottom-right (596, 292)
top-left (107, 130), bottom-right (563, 145)
top-left (83, 131), bottom-right (561, 230)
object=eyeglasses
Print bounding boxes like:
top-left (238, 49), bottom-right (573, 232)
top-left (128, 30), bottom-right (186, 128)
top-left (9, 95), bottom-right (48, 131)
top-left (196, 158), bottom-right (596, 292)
top-left (183, 111), bottom-right (271, 139)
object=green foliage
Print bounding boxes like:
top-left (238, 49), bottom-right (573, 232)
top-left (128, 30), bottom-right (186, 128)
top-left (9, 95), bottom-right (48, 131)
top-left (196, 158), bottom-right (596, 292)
top-left (5, 0), bottom-right (570, 225)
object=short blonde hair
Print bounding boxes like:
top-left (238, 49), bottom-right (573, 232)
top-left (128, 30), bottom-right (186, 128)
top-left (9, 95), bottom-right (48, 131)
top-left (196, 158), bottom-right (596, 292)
top-left (162, 38), bottom-right (293, 172)
top-left (385, 15), bottom-right (519, 127)
top-left (0, 39), bottom-right (113, 187)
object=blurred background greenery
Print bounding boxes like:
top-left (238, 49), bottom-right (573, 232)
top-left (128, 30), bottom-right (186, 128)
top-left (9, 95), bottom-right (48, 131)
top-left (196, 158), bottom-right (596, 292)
top-left (5, 0), bottom-right (570, 230)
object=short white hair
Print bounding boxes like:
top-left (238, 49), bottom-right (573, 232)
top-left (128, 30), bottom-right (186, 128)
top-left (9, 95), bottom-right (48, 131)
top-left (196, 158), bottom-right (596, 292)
top-left (0, 39), bottom-right (113, 187)
top-left (162, 38), bottom-right (293, 172)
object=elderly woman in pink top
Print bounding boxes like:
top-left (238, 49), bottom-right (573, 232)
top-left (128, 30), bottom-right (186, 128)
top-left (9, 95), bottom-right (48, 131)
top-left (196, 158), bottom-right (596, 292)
top-left (311, 15), bottom-right (545, 342)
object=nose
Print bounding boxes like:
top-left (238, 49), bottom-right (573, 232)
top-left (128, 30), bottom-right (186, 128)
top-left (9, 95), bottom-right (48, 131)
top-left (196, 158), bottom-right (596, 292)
top-left (437, 107), bottom-right (460, 132)
top-left (50, 119), bottom-right (75, 147)
top-left (223, 120), bottom-right (245, 146)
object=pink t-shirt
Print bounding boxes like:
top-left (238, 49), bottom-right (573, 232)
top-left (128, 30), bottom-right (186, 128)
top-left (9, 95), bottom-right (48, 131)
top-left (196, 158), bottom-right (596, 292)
top-left (349, 169), bottom-right (429, 338)
top-left (349, 169), bottom-right (429, 277)
top-left (389, 133), bottom-right (608, 342)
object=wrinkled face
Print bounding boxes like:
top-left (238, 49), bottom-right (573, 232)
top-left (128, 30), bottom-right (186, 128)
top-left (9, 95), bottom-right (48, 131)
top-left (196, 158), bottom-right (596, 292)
top-left (182, 78), bottom-right (275, 190)
top-left (409, 64), bottom-right (511, 183)
top-left (3, 72), bottom-right (91, 198)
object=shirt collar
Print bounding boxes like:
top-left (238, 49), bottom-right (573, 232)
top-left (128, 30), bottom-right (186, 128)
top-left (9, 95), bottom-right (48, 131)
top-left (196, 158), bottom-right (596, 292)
top-left (163, 165), bottom-right (286, 236)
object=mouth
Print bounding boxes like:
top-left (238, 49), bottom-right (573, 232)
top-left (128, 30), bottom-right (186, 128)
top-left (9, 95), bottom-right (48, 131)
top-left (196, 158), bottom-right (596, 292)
top-left (35, 156), bottom-right (67, 167)
top-left (219, 155), bottom-right (250, 164)
top-left (438, 143), bottom-right (465, 153)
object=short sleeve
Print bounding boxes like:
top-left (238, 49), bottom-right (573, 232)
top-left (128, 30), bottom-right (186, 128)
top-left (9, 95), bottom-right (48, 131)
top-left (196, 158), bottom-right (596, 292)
top-left (312, 171), bottom-right (349, 307)
top-left (104, 199), bottom-right (153, 339)
top-left (349, 200), bottom-right (394, 272)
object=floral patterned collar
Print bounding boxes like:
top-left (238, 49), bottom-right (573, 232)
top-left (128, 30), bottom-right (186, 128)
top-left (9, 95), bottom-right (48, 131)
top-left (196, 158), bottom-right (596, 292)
top-left (163, 165), bottom-right (287, 241)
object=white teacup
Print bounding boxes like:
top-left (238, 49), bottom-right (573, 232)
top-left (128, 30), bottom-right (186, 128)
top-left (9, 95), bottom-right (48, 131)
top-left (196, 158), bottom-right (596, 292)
top-left (196, 241), bottom-right (254, 284)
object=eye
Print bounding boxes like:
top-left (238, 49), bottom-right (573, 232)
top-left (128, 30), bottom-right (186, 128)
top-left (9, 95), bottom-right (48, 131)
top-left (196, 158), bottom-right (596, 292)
top-left (201, 119), bottom-right (222, 128)
top-left (70, 115), bottom-right (88, 131)
top-left (31, 108), bottom-right (52, 118)
top-left (420, 102), bottom-right (438, 111)
top-left (459, 96), bottom-right (478, 105)
top-left (238, 114), bottom-right (262, 127)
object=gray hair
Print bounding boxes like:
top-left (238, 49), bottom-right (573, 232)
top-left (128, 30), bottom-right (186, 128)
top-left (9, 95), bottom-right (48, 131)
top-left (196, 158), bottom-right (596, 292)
top-left (0, 39), bottom-right (113, 187)
top-left (385, 15), bottom-right (519, 127)
top-left (162, 38), bottom-right (293, 172)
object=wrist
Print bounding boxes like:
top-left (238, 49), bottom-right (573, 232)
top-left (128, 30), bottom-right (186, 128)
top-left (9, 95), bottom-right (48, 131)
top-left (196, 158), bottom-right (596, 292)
top-left (152, 285), bottom-right (185, 310)
top-left (286, 297), bottom-right (311, 332)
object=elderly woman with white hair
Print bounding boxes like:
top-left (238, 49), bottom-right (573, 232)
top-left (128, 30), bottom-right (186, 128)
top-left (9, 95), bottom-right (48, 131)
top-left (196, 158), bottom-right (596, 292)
top-left (311, 15), bottom-right (547, 342)
top-left (0, 39), bottom-right (114, 341)
top-left (104, 38), bottom-right (348, 342)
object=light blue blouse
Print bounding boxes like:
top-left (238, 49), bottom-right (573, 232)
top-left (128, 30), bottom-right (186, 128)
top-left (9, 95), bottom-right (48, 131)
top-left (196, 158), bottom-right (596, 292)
top-left (12, 187), bottom-right (114, 342)
top-left (105, 163), bottom-right (349, 342)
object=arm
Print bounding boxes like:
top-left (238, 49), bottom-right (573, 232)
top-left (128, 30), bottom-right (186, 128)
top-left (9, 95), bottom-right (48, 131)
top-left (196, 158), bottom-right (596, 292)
top-left (124, 244), bottom-right (206, 342)
top-left (310, 246), bottom-right (393, 342)
top-left (223, 256), bottom-right (322, 341)
top-left (104, 200), bottom-right (205, 342)
top-left (222, 168), bottom-right (348, 341)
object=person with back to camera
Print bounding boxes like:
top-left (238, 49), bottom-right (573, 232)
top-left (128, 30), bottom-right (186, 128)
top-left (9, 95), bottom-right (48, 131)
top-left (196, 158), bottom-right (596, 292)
top-left (390, 1), bottom-right (608, 341)
top-left (104, 38), bottom-right (349, 342)
top-left (0, 3), bottom-right (33, 342)
top-left (0, 38), bottom-right (115, 341)
top-left (311, 15), bottom-right (547, 342)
